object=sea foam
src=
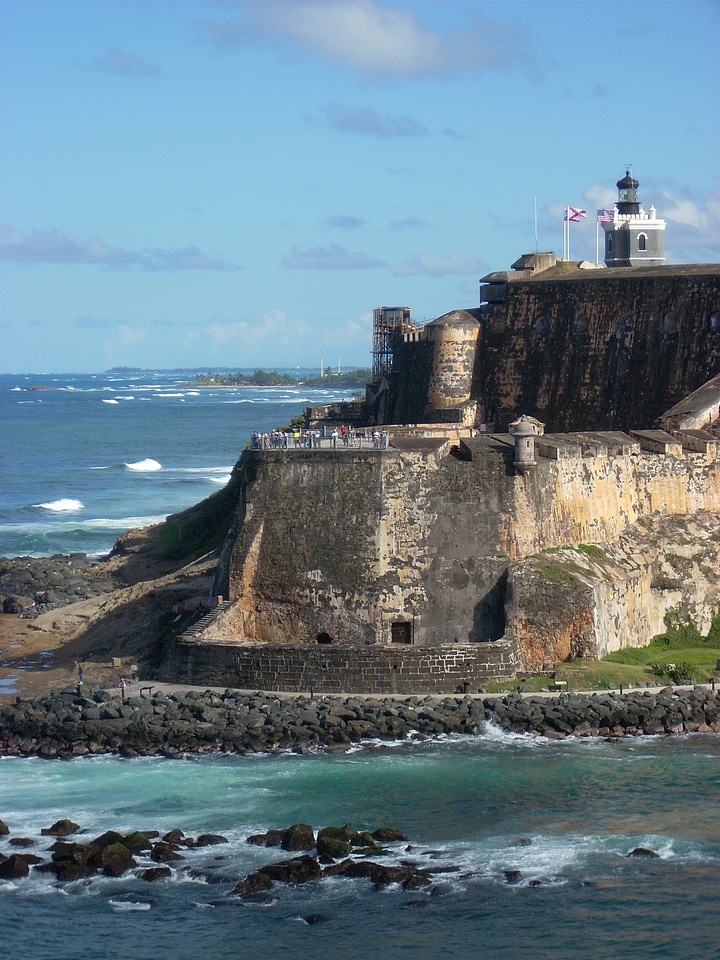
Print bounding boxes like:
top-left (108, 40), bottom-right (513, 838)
top-left (33, 498), bottom-right (84, 512)
top-left (124, 459), bottom-right (162, 472)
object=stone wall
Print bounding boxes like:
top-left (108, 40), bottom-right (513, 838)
top-left (160, 638), bottom-right (522, 694)
top-left (200, 436), bottom-right (718, 660)
top-left (507, 513), bottom-right (720, 671)
top-left (482, 267), bottom-right (720, 431)
top-left (379, 266), bottom-right (720, 432)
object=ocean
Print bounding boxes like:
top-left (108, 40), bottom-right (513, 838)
top-left (1, 733), bottom-right (718, 960)
top-left (1, 371), bottom-right (719, 958)
top-left (0, 370), bottom-right (355, 559)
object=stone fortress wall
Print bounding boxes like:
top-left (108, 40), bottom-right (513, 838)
top-left (377, 264), bottom-right (720, 432)
top-left (160, 413), bottom-right (720, 693)
top-left (158, 253), bottom-right (720, 694)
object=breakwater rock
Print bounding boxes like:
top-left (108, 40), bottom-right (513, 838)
top-left (1, 685), bottom-right (719, 759)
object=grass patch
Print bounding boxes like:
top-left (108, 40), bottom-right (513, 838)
top-left (576, 543), bottom-right (607, 560)
top-left (502, 610), bottom-right (720, 692)
top-left (159, 468), bottom-right (242, 561)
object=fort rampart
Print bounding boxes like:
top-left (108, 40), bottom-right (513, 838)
top-left (160, 638), bottom-right (522, 695)
top-left (379, 265), bottom-right (720, 432)
top-left (159, 430), bottom-right (720, 691)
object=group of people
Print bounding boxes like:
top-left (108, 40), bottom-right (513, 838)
top-left (251, 430), bottom-right (292, 449)
top-left (250, 426), bottom-right (388, 450)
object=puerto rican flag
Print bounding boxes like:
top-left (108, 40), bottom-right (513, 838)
top-left (564, 206), bottom-right (587, 222)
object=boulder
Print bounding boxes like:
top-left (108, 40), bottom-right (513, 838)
top-left (49, 841), bottom-right (94, 865)
top-left (140, 867), bottom-right (171, 882)
top-left (246, 829), bottom-right (284, 847)
top-left (234, 870), bottom-right (273, 897)
top-left (371, 827), bottom-right (408, 842)
top-left (161, 829), bottom-right (185, 844)
top-left (0, 819), bottom-right (9, 836)
top-left (92, 830), bottom-right (124, 849)
top-left (194, 834), bottom-right (228, 847)
top-left (627, 847), bottom-right (660, 859)
top-left (503, 870), bottom-right (523, 884)
top-left (262, 855), bottom-right (322, 885)
top-left (87, 842), bottom-right (136, 877)
top-left (0, 855), bottom-right (30, 880)
top-left (41, 861), bottom-right (96, 882)
top-left (317, 827), bottom-right (353, 861)
top-left (280, 823), bottom-right (315, 852)
top-left (150, 842), bottom-right (184, 863)
top-left (41, 818), bottom-right (80, 837)
top-left (122, 832), bottom-right (153, 853)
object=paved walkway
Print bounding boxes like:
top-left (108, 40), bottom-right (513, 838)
top-left (113, 679), bottom-right (716, 702)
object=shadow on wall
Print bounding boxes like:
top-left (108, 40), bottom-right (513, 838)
top-left (470, 570), bottom-right (508, 641)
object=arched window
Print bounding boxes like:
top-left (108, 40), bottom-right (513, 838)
top-left (607, 234), bottom-right (613, 253)
top-left (638, 233), bottom-right (647, 251)
top-left (709, 312), bottom-right (719, 331)
top-left (573, 315), bottom-right (589, 334)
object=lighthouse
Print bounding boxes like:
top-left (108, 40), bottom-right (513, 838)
top-left (603, 171), bottom-right (666, 267)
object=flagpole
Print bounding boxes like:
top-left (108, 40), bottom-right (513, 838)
top-left (566, 209), bottom-right (571, 261)
top-left (596, 218), bottom-right (599, 265)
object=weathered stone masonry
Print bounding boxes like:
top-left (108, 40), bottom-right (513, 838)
top-left (161, 639), bottom-right (522, 695)
top-left (159, 430), bottom-right (720, 692)
top-left (375, 265), bottom-right (720, 432)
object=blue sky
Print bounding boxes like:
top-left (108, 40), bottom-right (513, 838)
top-left (1, 0), bottom-right (718, 374)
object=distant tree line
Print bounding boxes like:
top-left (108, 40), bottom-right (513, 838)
top-left (194, 369), bottom-right (372, 388)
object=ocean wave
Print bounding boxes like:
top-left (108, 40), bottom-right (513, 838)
top-left (0, 514), bottom-right (167, 537)
top-left (33, 498), bottom-right (84, 513)
top-left (166, 466), bottom-right (234, 475)
top-left (209, 475), bottom-right (232, 485)
top-left (124, 459), bottom-right (162, 472)
top-left (102, 398), bottom-right (119, 404)
top-left (109, 899), bottom-right (152, 912)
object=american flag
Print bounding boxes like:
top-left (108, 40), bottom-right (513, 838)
top-left (564, 206), bottom-right (587, 222)
top-left (597, 208), bottom-right (616, 223)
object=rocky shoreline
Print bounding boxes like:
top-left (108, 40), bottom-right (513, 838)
top-left (1, 684), bottom-right (719, 759)
top-left (0, 553), bottom-right (128, 617)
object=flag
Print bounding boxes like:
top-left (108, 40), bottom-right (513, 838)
top-left (597, 208), bottom-right (615, 222)
top-left (564, 206), bottom-right (587, 222)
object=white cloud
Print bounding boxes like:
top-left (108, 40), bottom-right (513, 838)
top-left (200, 0), bottom-right (534, 79)
top-left (116, 326), bottom-right (147, 346)
top-left (584, 183), bottom-right (617, 210)
top-left (391, 252), bottom-right (486, 277)
top-left (0, 224), bottom-right (238, 271)
top-left (325, 214), bottom-right (366, 229)
top-left (282, 242), bottom-right (384, 270)
top-left (92, 48), bottom-right (161, 78)
top-left (321, 103), bottom-right (429, 138)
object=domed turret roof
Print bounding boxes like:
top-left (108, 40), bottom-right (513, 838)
top-left (617, 170), bottom-right (639, 191)
top-left (427, 309), bottom-right (480, 328)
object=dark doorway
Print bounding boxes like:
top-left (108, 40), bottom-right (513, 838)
top-left (391, 622), bottom-right (412, 644)
top-left (317, 632), bottom-right (333, 644)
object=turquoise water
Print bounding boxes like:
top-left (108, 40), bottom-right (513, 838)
top-left (1, 731), bottom-right (718, 959)
top-left (0, 371), bottom-right (354, 558)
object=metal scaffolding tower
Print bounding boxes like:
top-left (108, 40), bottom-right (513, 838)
top-left (372, 306), bottom-right (414, 379)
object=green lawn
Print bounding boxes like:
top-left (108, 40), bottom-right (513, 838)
top-left (486, 613), bottom-right (720, 693)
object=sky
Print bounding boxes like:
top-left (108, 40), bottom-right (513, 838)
top-left (1, 0), bottom-right (718, 374)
